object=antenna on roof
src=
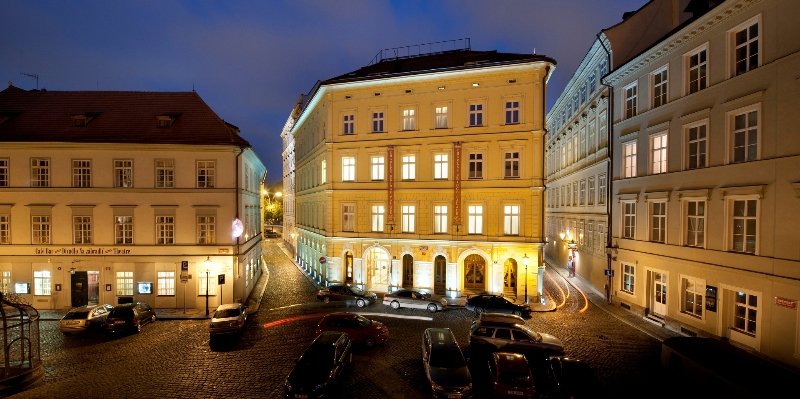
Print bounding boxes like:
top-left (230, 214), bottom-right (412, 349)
top-left (21, 72), bottom-right (39, 89)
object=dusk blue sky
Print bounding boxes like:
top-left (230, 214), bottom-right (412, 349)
top-left (2, 0), bottom-right (645, 183)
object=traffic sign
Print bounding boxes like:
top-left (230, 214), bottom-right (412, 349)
top-left (319, 257), bottom-right (327, 264)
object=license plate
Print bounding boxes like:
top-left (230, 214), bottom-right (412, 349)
top-left (447, 395), bottom-right (461, 399)
top-left (508, 390), bottom-right (523, 396)
top-left (294, 395), bottom-right (307, 399)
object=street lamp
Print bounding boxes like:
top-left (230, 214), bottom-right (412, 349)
top-left (522, 253), bottom-right (529, 304)
top-left (204, 257), bottom-right (213, 317)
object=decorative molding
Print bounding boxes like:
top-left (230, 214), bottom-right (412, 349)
top-left (646, 120), bottom-right (670, 133)
top-left (722, 89), bottom-right (766, 106)
top-left (720, 184), bottom-right (766, 199)
top-left (676, 188), bottom-right (711, 200)
top-left (680, 108), bottom-right (712, 121)
top-left (644, 191), bottom-right (670, 201)
top-left (618, 192), bottom-right (639, 202)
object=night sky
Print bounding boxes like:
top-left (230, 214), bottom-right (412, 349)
top-left (2, 0), bottom-right (645, 183)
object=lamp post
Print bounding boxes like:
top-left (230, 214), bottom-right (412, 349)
top-left (204, 257), bottom-right (213, 317)
top-left (522, 253), bottom-right (529, 304)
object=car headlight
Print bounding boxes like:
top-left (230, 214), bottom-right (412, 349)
top-left (313, 383), bottom-right (326, 392)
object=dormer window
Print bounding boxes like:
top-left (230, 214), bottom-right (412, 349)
top-left (71, 112), bottom-right (98, 127)
top-left (156, 114), bottom-right (180, 128)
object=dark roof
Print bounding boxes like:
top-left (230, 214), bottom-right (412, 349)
top-left (0, 85), bottom-right (250, 147)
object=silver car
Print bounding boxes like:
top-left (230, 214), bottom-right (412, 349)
top-left (59, 304), bottom-right (114, 334)
top-left (383, 289), bottom-right (448, 312)
top-left (209, 303), bottom-right (248, 337)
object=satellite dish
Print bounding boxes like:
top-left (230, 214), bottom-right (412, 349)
top-left (232, 218), bottom-right (244, 238)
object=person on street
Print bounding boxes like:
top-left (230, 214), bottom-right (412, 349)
top-left (567, 256), bottom-right (575, 277)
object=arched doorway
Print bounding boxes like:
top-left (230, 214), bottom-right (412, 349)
top-left (365, 247), bottom-right (390, 292)
top-left (464, 254), bottom-right (486, 293)
top-left (344, 251), bottom-right (354, 284)
top-left (503, 258), bottom-right (518, 297)
top-left (433, 255), bottom-right (446, 295)
top-left (402, 254), bottom-right (414, 289)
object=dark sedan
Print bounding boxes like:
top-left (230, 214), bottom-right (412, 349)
top-left (315, 312), bottom-right (389, 348)
top-left (465, 294), bottom-right (531, 317)
top-left (284, 331), bottom-right (353, 398)
top-left (104, 301), bottom-right (157, 335)
top-left (316, 283), bottom-right (377, 308)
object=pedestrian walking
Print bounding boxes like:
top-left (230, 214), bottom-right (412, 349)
top-left (567, 256), bottom-right (575, 277)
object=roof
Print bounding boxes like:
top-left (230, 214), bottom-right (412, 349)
top-left (0, 84), bottom-right (251, 147)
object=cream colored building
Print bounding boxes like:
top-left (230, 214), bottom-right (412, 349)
top-left (289, 42), bottom-right (555, 301)
top-left (0, 86), bottom-right (266, 312)
top-left (605, 0), bottom-right (800, 368)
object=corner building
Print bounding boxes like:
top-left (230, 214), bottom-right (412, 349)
top-left (290, 43), bottom-right (555, 301)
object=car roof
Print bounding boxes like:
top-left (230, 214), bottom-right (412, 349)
top-left (478, 312), bottom-right (526, 325)
top-left (425, 328), bottom-right (457, 345)
top-left (493, 351), bottom-right (529, 367)
top-left (314, 330), bottom-right (348, 345)
top-left (67, 304), bottom-right (107, 311)
top-left (215, 303), bottom-right (244, 311)
top-left (322, 312), bottom-right (358, 320)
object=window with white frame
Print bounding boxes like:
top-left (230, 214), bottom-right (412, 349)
top-left (401, 155), bottom-right (415, 180)
top-left (623, 141), bottom-right (637, 178)
top-left (0, 158), bottom-right (8, 187)
top-left (731, 198), bottom-right (757, 254)
top-left (579, 126), bottom-right (586, 159)
top-left (31, 215), bottom-right (50, 244)
top-left (401, 205), bottom-right (415, 233)
top-left (114, 216), bottom-right (133, 244)
top-left (623, 83), bottom-right (637, 119)
top-left (320, 159), bottom-right (327, 184)
top-left (505, 100), bottom-right (520, 124)
top-left (343, 113), bottom-right (355, 134)
top-left (372, 111), bottom-right (384, 132)
top-left (467, 205), bottom-right (483, 234)
top-left (622, 201), bottom-right (636, 239)
top-left (686, 44), bottom-right (708, 94)
top-left (197, 216), bottom-right (215, 244)
top-left (31, 158), bottom-right (50, 187)
top-left (157, 271), bottom-right (175, 296)
top-left (371, 156), bottom-right (385, 181)
top-left (0, 271), bottom-right (10, 292)
top-left (342, 156), bottom-right (356, 181)
top-left (589, 73), bottom-right (597, 93)
top-left (434, 154), bottom-right (448, 179)
top-left (681, 276), bottom-right (704, 318)
top-left (469, 153), bottom-right (483, 179)
top-left (733, 290), bottom-right (758, 335)
top-left (73, 216), bottom-right (92, 244)
top-left (650, 201), bottom-right (666, 243)
top-left (651, 66), bottom-right (668, 108)
top-left (686, 122), bottom-right (708, 169)
top-left (155, 159), bottom-right (174, 188)
top-left (587, 177), bottom-right (595, 206)
top-left (598, 174), bottom-right (607, 205)
top-left (34, 270), bottom-right (51, 295)
top-left (503, 205), bottom-right (520, 235)
top-left (622, 263), bottom-right (635, 294)
top-left (114, 159), bottom-right (133, 188)
top-left (196, 160), bottom-right (215, 188)
top-left (433, 205), bottom-right (448, 233)
top-left (651, 132), bottom-right (668, 174)
top-left (579, 180), bottom-right (586, 206)
top-left (686, 200), bottom-right (705, 247)
top-left (469, 103), bottom-right (484, 126)
top-left (504, 152), bottom-right (520, 178)
top-left (0, 214), bottom-right (9, 244)
top-left (435, 106), bottom-right (448, 129)
top-left (72, 160), bottom-right (92, 188)
top-left (116, 271), bottom-right (133, 296)
top-left (371, 205), bottom-right (385, 232)
top-left (572, 182), bottom-right (578, 206)
top-left (731, 17), bottom-right (760, 76)
top-left (199, 273), bottom-right (217, 296)
top-left (156, 216), bottom-right (175, 245)
top-left (730, 105), bottom-right (759, 163)
top-left (342, 204), bottom-right (355, 232)
top-left (402, 108), bottom-right (415, 130)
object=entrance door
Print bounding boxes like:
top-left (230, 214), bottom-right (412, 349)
top-left (433, 255), bottom-right (446, 295)
top-left (345, 252), bottom-right (354, 284)
top-left (464, 254), bottom-right (486, 292)
top-left (402, 254), bottom-right (414, 289)
top-left (503, 259), bottom-right (517, 294)
top-left (70, 271), bottom-right (88, 307)
top-left (652, 272), bottom-right (667, 317)
top-left (365, 247), bottom-right (390, 291)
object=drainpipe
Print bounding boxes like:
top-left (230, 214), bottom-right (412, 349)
top-left (537, 63), bottom-right (552, 303)
top-left (598, 33), bottom-right (614, 304)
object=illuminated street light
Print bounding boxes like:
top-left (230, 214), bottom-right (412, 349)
top-left (204, 257), bottom-right (213, 317)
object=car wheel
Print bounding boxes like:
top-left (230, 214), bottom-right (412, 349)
top-left (136, 321), bottom-right (142, 333)
top-left (390, 301), bottom-right (400, 310)
top-left (151, 315), bottom-right (157, 323)
top-left (513, 310), bottom-right (522, 317)
top-left (323, 296), bottom-right (331, 303)
top-left (364, 336), bottom-right (376, 348)
top-left (427, 303), bottom-right (438, 313)
top-left (356, 299), bottom-right (366, 308)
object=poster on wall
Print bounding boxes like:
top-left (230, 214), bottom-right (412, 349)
top-left (705, 285), bottom-right (718, 312)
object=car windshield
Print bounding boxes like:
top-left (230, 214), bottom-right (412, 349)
top-left (348, 286), bottom-right (364, 294)
top-left (63, 310), bottom-right (90, 320)
top-left (355, 315), bottom-right (372, 327)
top-left (429, 347), bottom-right (466, 368)
top-left (214, 309), bottom-right (241, 318)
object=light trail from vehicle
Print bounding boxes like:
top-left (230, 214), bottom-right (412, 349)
top-left (355, 312), bottom-right (433, 321)
top-left (262, 313), bottom-right (321, 329)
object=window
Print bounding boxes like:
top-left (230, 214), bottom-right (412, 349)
top-left (114, 159), bottom-right (133, 188)
top-left (0, 158), bottom-right (8, 187)
top-left (401, 155), bottom-right (416, 180)
top-left (504, 152), bottom-right (520, 178)
top-left (589, 73), bottom-right (597, 93)
top-left (371, 205), bottom-right (385, 232)
top-left (197, 160), bottom-right (215, 188)
top-left (31, 158), bottom-right (50, 187)
top-left (434, 154), bottom-right (448, 180)
top-left (433, 205), bottom-right (448, 233)
top-left (622, 201), bottom-right (636, 239)
top-left (402, 108), bottom-right (416, 130)
top-left (579, 180), bottom-right (586, 206)
top-left (371, 156), bottom-right (385, 180)
top-left (730, 106), bottom-right (759, 163)
top-left (157, 271), bottom-right (175, 296)
top-left (401, 205), bottom-right (415, 233)
top-left (116, 271), bottom-right (133, 296)
top-left (587, 177), bottom-right (595, 206)
top-left (588, 117), bottom-right (597, 154)
top-left (651, 132), bottom-right (668, 174)
top-left (435, 106), bottom-right (448, 129)
top-left (622, 263), bottom-right (635, 294)
top-left (598, 173), bottom-right (607, 205)
top-left (732, 18), bottom-right (760, 76)
top-left (31, 215), bottom-right (50, 244)
top-left (371, 111), bottom-right (384, 132)
top-left (73, 216), bottom-right (92, 244)
top-left (623, 141), bottom-right (637, 178)
top-left (623, 83), bottom-right (637, 119)
top-left (733, 291), bottom-right (758, 335)
top-left (686, 200), bottom-right (705, 247)
top-left (156, 216), bottom-right (175, 245)
top-left (503, 205), bottom-right (520, 235)
top-left (681, 277), bottom-right (704, 318)
top-left (731, 199), bottom-right (757, 254)
top-left (505, 100), bottom-right (520, 124)
top-left (467, 205), bottom-right (483, 234)
top-left (155, 159), bottom-right (174, 188)
top-left (342, 156), bottom-right (356, 181)
top-left (572, 182), bottom-right (578, 206)
top-left (33, 270), bottom-right (51, 296)
top-left (197, 216), bottom-right (215, 244)
top-left (469, 153), bottom-right (483, 179)
top-left (687, 45), bottom-right (708, 93)
top-left (343, 113), bottom-right (355, 134)
top-left (320, 160), bottom-right (327, 184)
top-left (114, 216), bottom-right (133, 244)
top-left (650, 201), bottom-right (666, 243)
top-left (342, 204), bottom-right (355, 232)
top-left (651, 66), bottom-right (668, 108)
top-left (0, 214), bottom-right (8, 244)
top-left (686, 122), bottom-right (708, 169)
top-left (199, 273), bottom-right (216, 296)
top-left (72, 160), bottom-right (91, 188)
top-left (0, 271), bottom-right (10, 292)
top-left (580, 84), bottom-right (587, 104)
top-left (469, 103), bottom-right (483, 126)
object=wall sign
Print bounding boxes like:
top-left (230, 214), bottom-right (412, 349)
top-left (776, 296), bottom-right (797, 309)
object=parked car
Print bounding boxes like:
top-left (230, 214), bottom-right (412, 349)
top-left (465, 293), bottom-right (531, 317)
top-left (383, 288), bottom-right (448, 312)
top-left (487, 351), bottom-right (535, 399)
top-left (58, 303), bottom-right (113, 334)
top-left (209, 303), bottom-right (248, 337)
top-left (104, 301), bottom-right (157, 335)
top-left (316, 284), bottom-right (377, 308)
top-left (421, 327), bottom-right (473, 399)
top-left (314, 311), bottom-right (389, 348)
top-left (284, 331), bottom-right (352, 399)
top-left (539, 356), bottom-right (595, 398)
top-left (469, 312), bottom-right (564, 362)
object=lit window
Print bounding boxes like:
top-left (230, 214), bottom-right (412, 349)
top-left (401, 155), bottom-right (415, 180)
top-left (434, 154), bottom-right (448, 180)
top-left (623, 141), bottom-right (637, 178)
top-left (155, 159), bottom-right (174, 188)
top-left (402, 205), bottom-right (415, 233)
top-left (402, 108), bottom-right (416, 130)
top-left (31, 215), bottom-right (50, 244)
top-left (116, 271), bottom-right (133, 296)
top-left (371, 205), bottom-right (385, 232)
top-left (622, 263), bottom-right (635, 294)
top-left (157, 271), bottom-right (176, 296)
top-left (72, 160), bottom-right (92, 188)
top-left (31, 158), bottom-right (50, 187)
top-left (503, 205), bottom-right (519, 235)
top-left (320, 160), bottom-right (327, 184)
top-left (342, 156), bottom-right (356, 181)
top-left (434, 205), bottom-right (448, 233)
top-left (114, 216), bottom-right (133, 244)
top-left (196, 160), bottom-right (215, 188)
top-left (199, 272), bottom-right (217, 296)
top-left (651, 132), bottom-right (668, 174)
top-left (686, 200), bottom-right (705, 247)
top-left (468, 205), bottom-right (483, 234)
top-left (114, 159), bottom-right (133, 188)
top-left (73, 216), bottom-right (92, 244)
top-left (371, 156), bottom-right (385, 181)
top-left (34, 270), bottom-right (51, 296)
top-left (342, 204), bottom-right (355, 232)
top-left (435, 106), bottom-right (449, 129)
